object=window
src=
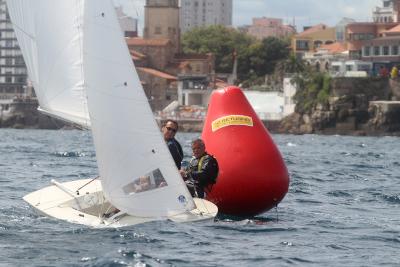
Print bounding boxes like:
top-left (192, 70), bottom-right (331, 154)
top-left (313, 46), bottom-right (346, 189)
top-left (374, 46), bottom-right (380, 56)
top-left (392, 45), bottom-right (399, 55)
top-left (383, 46), bottom-right (389, 55)
top-left (15, 57), bottom-right (24, 65)
top-left (154, 26), bottom-right (161, 34)
top-left (364, 46), bottom-right (370, 56)
top-left (122, 169), bottom-right (168, 195)
top-left (5, 71), bottom-right (12, 83)
top-left (17, 77), bottom-right (26, 83)
top-left (296, 40), bottom-right (309, 50)
top-left (314, 40), bottom-right (323, 48)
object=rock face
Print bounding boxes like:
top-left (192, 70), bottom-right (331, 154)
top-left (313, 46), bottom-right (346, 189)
top-left (0, 98), bottom-right (68, 129)
top-left (368, 101), bottom-right (400, 133)
top-left (279, 77), bottom-right (400, 136)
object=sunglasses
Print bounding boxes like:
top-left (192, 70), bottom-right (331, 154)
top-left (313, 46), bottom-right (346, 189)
top-left (166, 126), bottom-right (177, 133)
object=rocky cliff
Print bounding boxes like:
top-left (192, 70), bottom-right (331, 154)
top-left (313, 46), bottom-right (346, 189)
top-left (0, 98), bottom-right (68, 129)
top-left (279, 77), bottom-right (400, 136)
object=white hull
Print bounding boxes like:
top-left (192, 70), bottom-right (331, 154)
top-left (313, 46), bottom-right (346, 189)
top-left (23, 179), bottom-right (218, 228)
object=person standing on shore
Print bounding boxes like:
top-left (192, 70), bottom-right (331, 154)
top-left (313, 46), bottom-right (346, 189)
top-left (162, 119), bottom-right (184, 169)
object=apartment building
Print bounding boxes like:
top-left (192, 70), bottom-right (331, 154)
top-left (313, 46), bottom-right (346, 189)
top-left (180, 0), bottom-right (233, 33)
top-left (0, 0), bottom-right (28, 101)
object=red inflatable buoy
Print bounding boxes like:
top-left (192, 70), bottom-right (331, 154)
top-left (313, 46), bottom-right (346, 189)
top-left (202, 86), bottom-right (289, 217)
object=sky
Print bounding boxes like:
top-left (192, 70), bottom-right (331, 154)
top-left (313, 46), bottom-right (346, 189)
top-left (113, 0), bottom-right (383, 34)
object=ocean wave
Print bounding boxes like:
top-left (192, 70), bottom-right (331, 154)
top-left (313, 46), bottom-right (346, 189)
top-left (54, 151), bottom-right (87, 158)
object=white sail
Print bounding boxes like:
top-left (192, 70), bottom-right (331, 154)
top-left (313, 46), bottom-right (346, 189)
top-left (83, 0), bottom-right (195, 217)
top-left (6, 0), bottom-right (90, 128)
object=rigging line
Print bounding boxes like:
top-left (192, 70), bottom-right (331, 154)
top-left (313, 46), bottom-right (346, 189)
top-left (75, 176), bottom-right (99, 195)
top-left (9, 21), bottom-right (35, 40)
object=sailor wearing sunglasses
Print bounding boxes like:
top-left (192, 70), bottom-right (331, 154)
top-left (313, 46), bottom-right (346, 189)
top-left (162, 119), bottom-right (184, 169)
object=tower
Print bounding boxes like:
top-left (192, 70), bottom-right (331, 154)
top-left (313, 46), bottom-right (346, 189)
top-left (144, 0), bottom-right (180, 54)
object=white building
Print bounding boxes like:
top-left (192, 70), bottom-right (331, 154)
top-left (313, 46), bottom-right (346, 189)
top-left (0, 0), bottom-right (28, 102)
top-left (283, 78), bottom-right (296, 117)
top-left (330, 60), bottom-right (373, 77)
top-left (244, 91), bottom-right (284, 121)
top-left (180, 0), bottom-right (233, 33)
top-left (373, 0), bottom-right (400, 23)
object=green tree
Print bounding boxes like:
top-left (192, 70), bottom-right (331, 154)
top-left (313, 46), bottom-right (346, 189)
top-left (275, 53), bottom-right (306, 75)
top-left (293, 70), bottom-right (331, 113)
top-left (182, 26), bottom-right (291, 86)
top-left (182, 25), bottom-right (254, 74)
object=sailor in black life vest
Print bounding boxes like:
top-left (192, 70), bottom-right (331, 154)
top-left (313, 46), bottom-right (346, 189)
top-left (162, 119), bottom-right (183, 169)
top-left (180, 139), bottom-right (219, 198)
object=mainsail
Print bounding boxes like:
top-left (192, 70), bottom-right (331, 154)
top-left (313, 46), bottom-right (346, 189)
top-left (83, 0), bottom-right (195, 217)
top-left (6, 0), bottom-right (90, 128)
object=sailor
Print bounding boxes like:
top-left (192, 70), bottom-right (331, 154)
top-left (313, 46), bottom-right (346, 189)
top-left (180, 139), bottom-right (219, 198)
top-left (162, 119), bottom-right (184, 169)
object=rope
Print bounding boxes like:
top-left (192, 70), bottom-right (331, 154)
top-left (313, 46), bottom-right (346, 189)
top-left (75, 176), bottom-right (99, 195)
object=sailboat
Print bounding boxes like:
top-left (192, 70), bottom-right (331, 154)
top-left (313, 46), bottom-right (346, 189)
top-left (7, 0), bottom-right (217, 227)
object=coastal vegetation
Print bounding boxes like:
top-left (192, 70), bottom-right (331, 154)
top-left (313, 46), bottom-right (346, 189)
top-left (292, 69), bottom-right (331, 113)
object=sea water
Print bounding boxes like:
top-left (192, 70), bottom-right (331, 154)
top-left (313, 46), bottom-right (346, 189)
top-left (0, 129), bottom-right (399, 267)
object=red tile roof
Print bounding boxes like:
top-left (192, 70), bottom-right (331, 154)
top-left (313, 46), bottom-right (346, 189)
top-left (318, 42), bottom-right (347, 54)
top-left (137, 67), bottom-right (177, 80)
top-left (297, 24), bottom-right (328, 37)
top-left (126, 37), bottom-right (171, 46)
top-left (385, 24), bottom-right (400, 33)
top-left (129, 49), bottom-right (147, 61)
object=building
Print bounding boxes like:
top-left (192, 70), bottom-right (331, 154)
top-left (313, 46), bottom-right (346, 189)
top-left (335, 18), bottom-right (356, 42)
top-left (0, 0), bottom-right (28, 103)
top-left (243, 91), bottom-right (284, 120)
top-left (144, 0), bottom-right (180, 54)
top-left (180, 0), bottom-right (233, 33)
top-left (345, 22), bottom-right (398, 60)
top-left (116, 6), bottom-right (138, 37)
top-left (127, 0), bottom-right (216, 112)
top-left (177, 74), bottom-right (213, 106)
top-left (247, 17), bottom-right (296, 40)
top-left (304, 42), bottom-right (348, 72)
top-left (360, 24), bottom-right (400, 74)
top-left (291, 24), bottom-right (336, 58)
top-left (373, 0), bottom-right (400, 23)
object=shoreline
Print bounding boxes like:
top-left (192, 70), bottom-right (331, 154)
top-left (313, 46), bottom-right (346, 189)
top-left (2, 117), bottom-right (400, 137)
top-left (1, 97), bottom-right (400, 136)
